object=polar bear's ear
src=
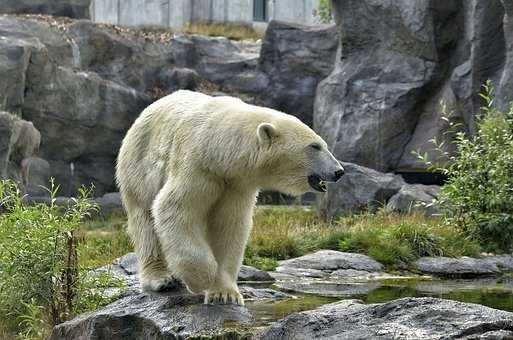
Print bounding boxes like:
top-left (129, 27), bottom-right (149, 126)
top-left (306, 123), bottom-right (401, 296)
top-left (257, 123), bottom-right (277, 147)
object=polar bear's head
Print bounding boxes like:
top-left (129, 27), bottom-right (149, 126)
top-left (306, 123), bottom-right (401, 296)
top-left (256, 116), bottom-right (344, 196)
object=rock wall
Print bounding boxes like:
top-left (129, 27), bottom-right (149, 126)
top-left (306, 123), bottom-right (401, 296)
top-left (0, 15), bottom-right (268, 195)
top-left (316, 0), bottom-right (513, 173)
top-left (315, 0), bottom-right (513, 217)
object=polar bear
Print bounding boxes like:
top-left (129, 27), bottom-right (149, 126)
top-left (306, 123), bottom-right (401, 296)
top-left (116, 90), bottom-right (344, 305)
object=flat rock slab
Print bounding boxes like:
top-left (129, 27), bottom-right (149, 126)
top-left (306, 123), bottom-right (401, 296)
top-left (50, 290), bottom-right (254, 340)
top-left (414, 256), bottom-right (505, 277)
top-left (260, 297), bottom-right (513, 340)
top-left (277, 250), bottom-right (384, 274)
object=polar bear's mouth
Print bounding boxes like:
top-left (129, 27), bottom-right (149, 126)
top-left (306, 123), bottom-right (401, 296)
top-left (308, 174), bottom-right (327, 192)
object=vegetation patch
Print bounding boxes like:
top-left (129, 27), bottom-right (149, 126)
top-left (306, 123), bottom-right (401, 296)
top-left (0, 181), bottom-right (123, 339)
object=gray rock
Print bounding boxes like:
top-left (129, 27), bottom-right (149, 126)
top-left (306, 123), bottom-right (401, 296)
top-left (317, 162), bottom-right (405, 219)
top-left (387, 184), bottom-right (440, 215)
top-left (277, 250), bottom-right (384, 273)
top-left (239, 286), bottom-right (293, 301)
top-left (315, 0), bottom-right (450, 173)
top-left (414, 257), bottom-right (502, 277)
top-left (94, 192), bottom-right (124, 216)
top-left (0, 0), bottom-right (90, 18)
top-left (157, 67), bottom-right (200, 93)
top-left (485, 255), bottom-right (513, 272)
top-left (0, 111), bottom-right (41, 186)
top-left (22, 156), bottom-right (51, 196)
top-left (260, 297), bottom-right (513, 340)
top-left (314, 0), bottom-right (513, 182)
top-left (259, 21), bottom-right (338, 125)
top-left (238, 265), bottom-right (275, 282)
top-left (23, 62), bottom-right (151, 195)
top-left (112, 252), bottom-right (274, 283)
top-left (50, 289), bottom-right (254, 340)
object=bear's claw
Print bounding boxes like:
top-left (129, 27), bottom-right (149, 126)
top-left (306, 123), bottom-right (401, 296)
top-left (141, 275), bottom-right (181, 292)
top-left (205, 289), bottom-right (244, 305)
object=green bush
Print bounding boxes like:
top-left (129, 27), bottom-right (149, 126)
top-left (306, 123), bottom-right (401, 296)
top-left (317, 0), bottom-right (332, 24)
top-left (418, 82), bottom-right (513, 252)
top-left (0, 180), bottom-right (121, 339)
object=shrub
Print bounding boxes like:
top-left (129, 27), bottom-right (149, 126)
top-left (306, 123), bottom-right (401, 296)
top-left (417, 81), bottom-right (513, 252)
top-left (0, 180), bottom-right (121, 338)
top-left (316, 0), bottom-right (332, 24)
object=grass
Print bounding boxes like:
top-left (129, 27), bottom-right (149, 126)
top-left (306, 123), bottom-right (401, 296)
top-left (182, 22), bottom-right (263, 40)
top-left (77, 212), bottom-right (133, 269)
top-left (245, 207), bottom-right (482, 270)
top-left (75, 207), bottom-right (482, 273)
top-left (70, 206), bottom-right (484, 276)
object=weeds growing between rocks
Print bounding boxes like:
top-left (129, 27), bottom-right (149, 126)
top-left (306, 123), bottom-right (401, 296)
top-left (0, 180), bottom-right (123, 339)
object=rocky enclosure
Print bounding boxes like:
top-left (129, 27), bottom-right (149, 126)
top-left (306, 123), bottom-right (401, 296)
top-left (1, 0), bottom-right (513, 212)
top-left (52, 251), bottom-right (513, 339)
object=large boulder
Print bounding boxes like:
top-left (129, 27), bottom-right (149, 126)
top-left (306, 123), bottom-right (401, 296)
top-left (0, 0), bottom-right (91, 18)
top-left (414, 257), bottom-right (504, 278)
top-left (261, 297), bottom-right (513, 339)
top-left (50, 291), bottom-right (254, 340)
top-left (259, 21), bottom-right (339, 125)
top-left (22, 60), bottom-right (151, 195)
top-left (386, 184), bottom-right (440, 215)
top-left (315, 0), bottom-right (513, 176)
top-left (318, 162), bottom-right (405, 219)
top-left (315, 0), bottom-right (456, 172)
top-left (0, 111), bottom-right (41, 186)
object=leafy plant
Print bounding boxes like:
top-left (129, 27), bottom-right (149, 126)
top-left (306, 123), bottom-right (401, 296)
top-left (0, 180), bottom-right (122, 338)
top-left (414, 81), bottom-right (513, 252)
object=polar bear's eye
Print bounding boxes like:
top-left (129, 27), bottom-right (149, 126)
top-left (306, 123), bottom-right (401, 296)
top-left (310, 143), bottom-right (322, 151)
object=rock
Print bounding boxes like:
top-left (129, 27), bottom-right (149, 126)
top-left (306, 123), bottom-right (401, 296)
top-left (314, 0), bottom-right (513, 178)
top-left (50, 289), bottom-right (254, 340)
top-left (277, 250), bottom-right (384, 273)
top-left (65, 20), bottom-right (178, 92)
top-left (497, 0), bottom-right (513, 111)
top-left (157, 67), bottom-right (200, 92)
top-left (94, 192), bottom-right (124, 216)
top-left (414, 257), bottom-right (502, 277)
top-left (0, 111), bottom-right (41, 186)
top-left (0, 0), bottom-right (91, 18)
top-left (238, 265), bottom-right (275, 282)
top-left (485, 255), bottom-right (513, 272)
top-left (22, 62), bottom-right (151, 195)
top-left (317, 162), bottom-right (405, 219)
top-left (259, 21), bottom-right (338, 125)
top-left (238, 286), bottom-right (292, 301)
top-left (112, 252), bottom-right (274, 284)
top-left (185, 34), bottom-right (267, 95)
top-left (260, 297), bottom-right (513, 340)
top-left (387, 184), bottom-right (440, 215)
top-left (22, 156), bottom-right (51, 196)
top-left (315, 0), bottom-right (453, 173)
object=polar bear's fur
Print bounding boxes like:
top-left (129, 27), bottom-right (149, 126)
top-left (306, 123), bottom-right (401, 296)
top-left (116, 90), bottom-right (343, 304)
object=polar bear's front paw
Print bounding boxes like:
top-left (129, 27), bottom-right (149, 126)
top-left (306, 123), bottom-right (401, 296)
top-left (204, 287), bottom-right (244, 305)
top-left (141, 275), bottom-right (181, 292)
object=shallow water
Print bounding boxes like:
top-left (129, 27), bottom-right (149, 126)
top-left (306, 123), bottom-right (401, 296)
top-left (245, 276), bottom-right (513, 326)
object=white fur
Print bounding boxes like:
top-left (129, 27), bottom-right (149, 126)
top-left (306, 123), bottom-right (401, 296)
top-left (116, 90), bottom-right (337, 305)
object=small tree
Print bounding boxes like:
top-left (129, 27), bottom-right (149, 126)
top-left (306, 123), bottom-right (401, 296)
top-left (0, 180), bottom-right (120, 338)
top-left (415, 81), bottom-right (513, 252)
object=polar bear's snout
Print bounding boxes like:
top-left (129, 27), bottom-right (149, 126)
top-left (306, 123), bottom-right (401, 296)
top-left (307, 153), bottom-right (345, 192)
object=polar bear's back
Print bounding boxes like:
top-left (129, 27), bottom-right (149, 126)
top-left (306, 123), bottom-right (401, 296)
top-left (116, 90), bottom-right (246, 208)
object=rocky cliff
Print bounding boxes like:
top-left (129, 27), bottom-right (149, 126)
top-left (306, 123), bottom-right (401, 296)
top-left (315, 0), bottom-right (513, 217)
